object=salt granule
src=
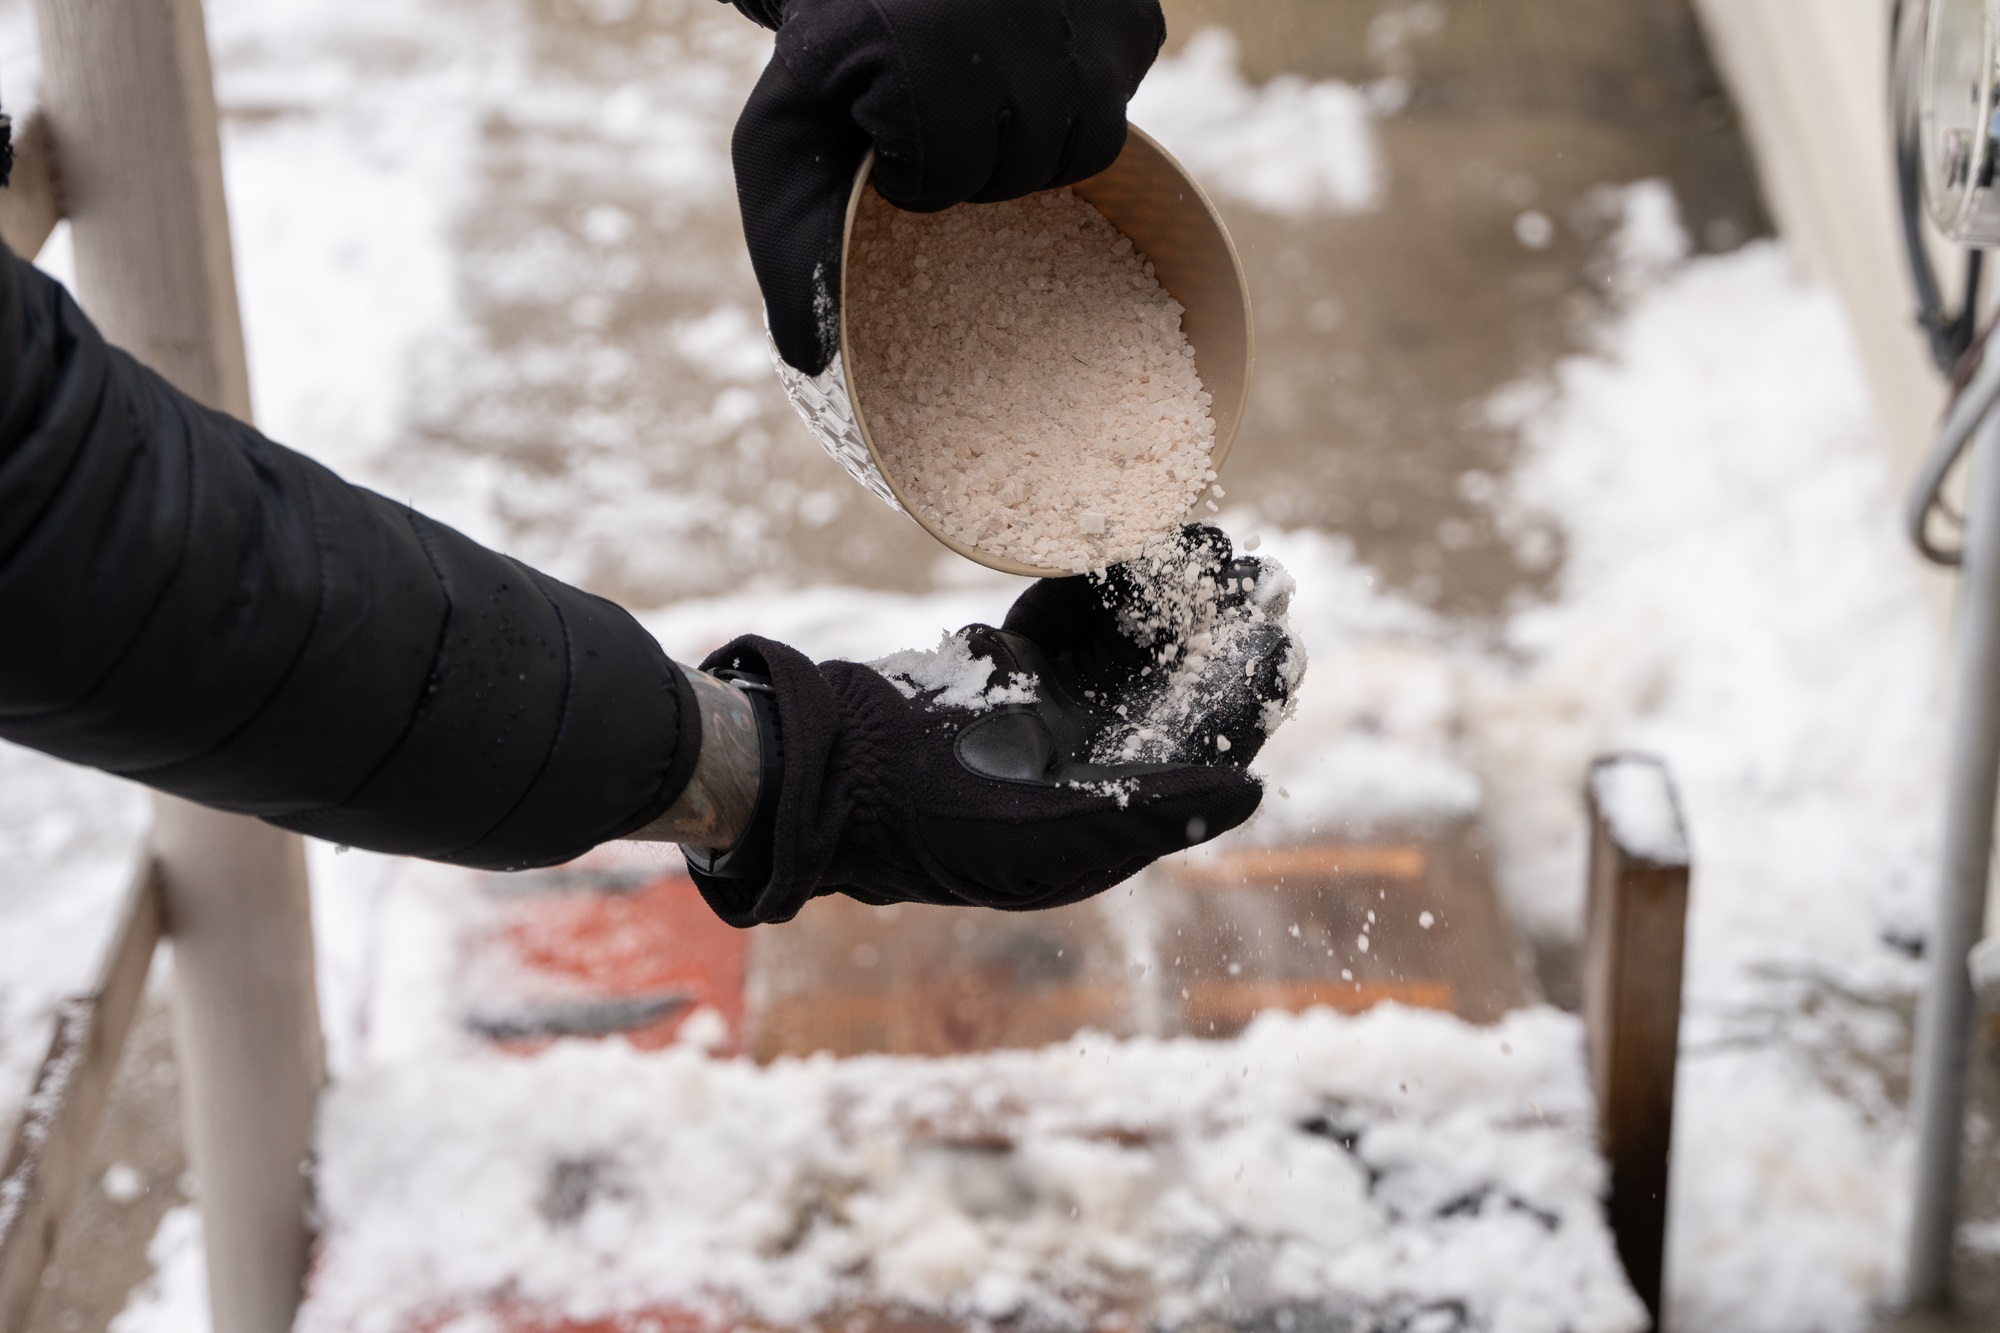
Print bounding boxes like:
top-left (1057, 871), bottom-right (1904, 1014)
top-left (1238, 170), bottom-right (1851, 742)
top-left (1087, 532), bottom-right (1306, 766)
top-left (847, 186), bottom-right (1218, 571)
top-left (870, 632), bottom-right (1037, 712)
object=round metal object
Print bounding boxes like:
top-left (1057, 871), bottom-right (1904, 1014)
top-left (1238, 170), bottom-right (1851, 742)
top-left (1918, 0), bottom-right (2000, 243)
top-left (771, 123), bottom-right (1255, 577)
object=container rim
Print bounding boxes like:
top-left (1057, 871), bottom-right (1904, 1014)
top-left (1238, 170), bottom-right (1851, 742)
top-left (834, 123), bottom-right (1255, 579)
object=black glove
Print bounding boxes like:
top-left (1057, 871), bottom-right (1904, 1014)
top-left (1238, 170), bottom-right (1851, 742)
top-left (686, 529), bottom-right (1301, 926)
top-left (726, 0), bottom-right (1166, 373)
top-left (1002, 526), bottom-right (1301, 767)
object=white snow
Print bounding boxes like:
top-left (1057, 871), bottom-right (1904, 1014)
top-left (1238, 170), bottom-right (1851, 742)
top-left (0, 742), bottom-right (149, 1149)
top-left (110, 1205), bottom-right (209, 1333)
top-left (100, 1161), bottom-right (148, 1205)
top-left (1131, 28), bottom-right (1383, 217)
top-left (869, 631), bottom-right (1037, 712)
top-left (1971, 933), bottom-right (2000, 999)
top-left (302, 1005), bottom-right (1643, 1333)
top-left (1597, 179), bottom-right (1693, 295)
top-left (649, 182), bottom-right (1947, 1329)
top-left (1260, 196), bottom-right (1943, 1329)
top-left (671, 305), bottom-right (772, 384)
top-left (1589, 757), bottom-right (1689, 867)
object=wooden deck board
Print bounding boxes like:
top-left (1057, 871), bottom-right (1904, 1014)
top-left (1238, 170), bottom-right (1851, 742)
top-left (743, 817), bottom-right (1537, 1059)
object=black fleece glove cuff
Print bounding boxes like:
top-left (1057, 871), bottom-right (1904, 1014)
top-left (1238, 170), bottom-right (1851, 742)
top-left (728, 0), bottom-right (1167, 373)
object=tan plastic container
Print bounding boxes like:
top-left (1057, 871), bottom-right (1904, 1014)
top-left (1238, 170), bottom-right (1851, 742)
top-left (772, 124), bottom-right (1255, 578)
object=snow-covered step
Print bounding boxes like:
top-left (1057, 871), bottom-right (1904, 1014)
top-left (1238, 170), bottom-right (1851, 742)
top-left (747, 819), bottom-right (1538, 1059)
top-left (291, 829), bottom-right (1625, 1332)
top-left (297, 1005), bottom-right (1644, 1333)
top-left (459, 855), bottom-right (747, 1056)
top-left (456, 822), bottom-right (1536, 1062)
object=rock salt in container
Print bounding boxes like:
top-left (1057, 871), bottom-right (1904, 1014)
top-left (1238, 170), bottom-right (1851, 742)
top-left (772, 125), bottom-right (1253, 577)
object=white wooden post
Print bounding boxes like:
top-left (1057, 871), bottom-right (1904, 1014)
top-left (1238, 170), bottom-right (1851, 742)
top-left (29, 3), bottom-right (326, 1331)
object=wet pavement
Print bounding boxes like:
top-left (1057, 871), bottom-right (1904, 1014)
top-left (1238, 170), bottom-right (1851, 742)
top-left (382, 0), bottom-right (945, 604)
top-left (1160, 0), bottom-right (1765, 616)
top-left (369, 0), bottom-right (1769, 618)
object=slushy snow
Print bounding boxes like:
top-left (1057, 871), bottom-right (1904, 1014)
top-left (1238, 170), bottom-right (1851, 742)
top-left (300, 1006), bottom-right (1644, 1333)
top-left (1130, 27), bottom-right (1383, 217)
top-left (108, 1206), bottom-right (208, 1333)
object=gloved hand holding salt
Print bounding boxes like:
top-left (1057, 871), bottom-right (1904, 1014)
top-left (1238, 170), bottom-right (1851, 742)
top-left (772, 127), bottom-right (1251, 578)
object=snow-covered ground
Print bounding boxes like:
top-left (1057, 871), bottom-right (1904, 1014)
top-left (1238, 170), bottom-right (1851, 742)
top-left (300, 1007), bottom-right (1643, 1333)
top-left (601, 223), bottom-right (1947, 1330)
top-left (0, 0), bottom-right (1955, 1329)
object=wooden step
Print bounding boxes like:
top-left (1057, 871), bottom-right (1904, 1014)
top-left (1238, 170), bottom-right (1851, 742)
top-left (458, 849), bottom-right (750, 1055)
top-left (746, 817), bottom-right (1537, 1059)
top-left (458, 822), bottom-right (1536, 1062)
top-left (336, 825), bottom-right (1545, 1333)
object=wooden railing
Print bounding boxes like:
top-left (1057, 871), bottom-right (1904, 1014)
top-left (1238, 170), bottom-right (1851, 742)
top-left (0, 859), bottom-right (160, 1329)
top-left (0, 3), bottom-right (324, 1331)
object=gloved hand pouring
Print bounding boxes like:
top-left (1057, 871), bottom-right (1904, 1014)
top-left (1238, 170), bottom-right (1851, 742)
top-left (636, 527), bottom-right (1298, 925)
top-left (726, 0), bottom-right (1165, 374)
top-left (0, 0), bottom-right (1298, 925)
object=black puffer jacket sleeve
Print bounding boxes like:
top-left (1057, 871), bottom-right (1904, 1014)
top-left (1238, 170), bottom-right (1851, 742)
top-left (0, 244), bottom-right (700, 870)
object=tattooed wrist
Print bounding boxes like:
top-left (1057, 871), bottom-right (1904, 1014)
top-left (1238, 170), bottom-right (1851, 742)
top-left (626, 669), bottom-right (763, 850)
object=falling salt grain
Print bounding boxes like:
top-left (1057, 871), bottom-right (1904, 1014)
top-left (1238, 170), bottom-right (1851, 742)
top-left (1419, 911), bottom-right (1435, 929)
